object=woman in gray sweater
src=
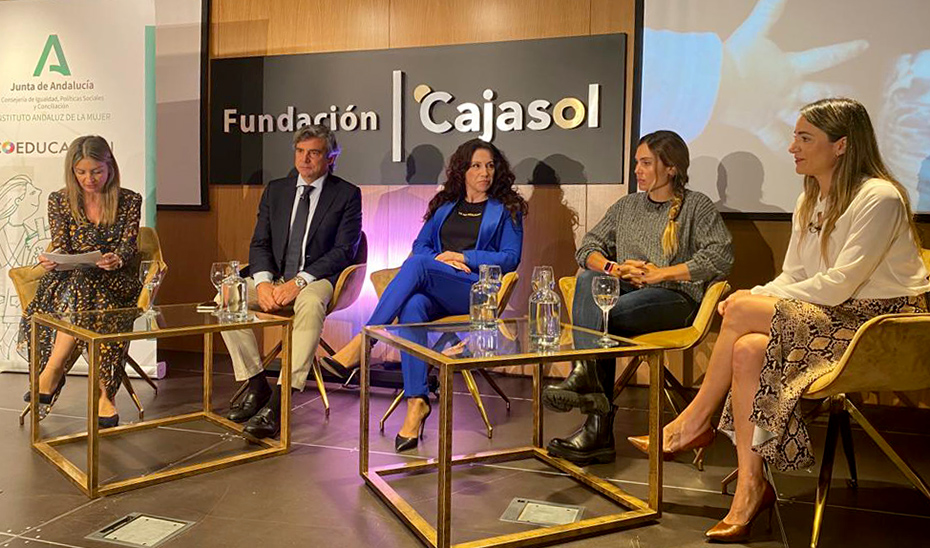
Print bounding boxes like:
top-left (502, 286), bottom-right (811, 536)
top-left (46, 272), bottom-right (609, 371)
top-left (544, 130), bottom-right (733, 465)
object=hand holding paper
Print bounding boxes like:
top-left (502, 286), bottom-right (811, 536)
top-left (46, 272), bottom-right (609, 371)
top-left (40, 251), bottom-right (104, 271)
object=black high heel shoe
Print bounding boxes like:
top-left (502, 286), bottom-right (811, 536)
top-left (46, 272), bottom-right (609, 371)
top-left (395, 396), bottom-right (432, 453)
top-left (98, 414), bottom-right (120, 429)
top-left (321, 338), bottom-right (377, 379)
top-left (23, 373), bottom-right (66, 403)
top-left (24, 374), bottom-right (67, 419)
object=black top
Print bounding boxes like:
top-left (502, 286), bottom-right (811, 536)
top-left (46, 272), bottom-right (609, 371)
top-left (439, 200), bottom-right (487, 253)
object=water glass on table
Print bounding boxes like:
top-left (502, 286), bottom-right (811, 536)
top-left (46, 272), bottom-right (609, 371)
top-left (209, 262), bottom-right (231, 316)
top-left (139, 260), bottom-right (166, 316)
top-left (591, 275), bottom-right (620, 347)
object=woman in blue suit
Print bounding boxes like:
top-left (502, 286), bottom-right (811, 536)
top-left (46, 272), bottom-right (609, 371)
top-left (327, 138), bottom-right (527, 452)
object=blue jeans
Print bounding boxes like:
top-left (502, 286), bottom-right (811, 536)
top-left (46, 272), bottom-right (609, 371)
top-left (367, 255), bottom-right (477, 397)
top-left (572, 269), bottom-right (697, 394)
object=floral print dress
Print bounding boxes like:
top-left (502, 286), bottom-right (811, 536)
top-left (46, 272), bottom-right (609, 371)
top-left (17, 188), bottom-right (143, 399)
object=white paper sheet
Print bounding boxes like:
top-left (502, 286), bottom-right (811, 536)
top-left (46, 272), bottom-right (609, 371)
top-left (43, 251), bottom-right (104, 271)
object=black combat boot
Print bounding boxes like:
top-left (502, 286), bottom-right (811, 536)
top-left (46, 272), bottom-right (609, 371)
top-left (546, 405), bottom-right (617, 465)
top-left (542, 360), bottom-right (610, 415)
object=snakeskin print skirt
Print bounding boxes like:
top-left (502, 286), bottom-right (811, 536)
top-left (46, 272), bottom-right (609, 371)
top-left (719, 293), bottom-right (928, 472)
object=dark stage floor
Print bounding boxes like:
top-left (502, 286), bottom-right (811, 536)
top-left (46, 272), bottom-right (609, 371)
top-left (2, 350), bottom-right (929, 547)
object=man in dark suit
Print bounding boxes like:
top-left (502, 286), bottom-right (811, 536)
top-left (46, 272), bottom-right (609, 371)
top-left (221, 125), bottom-right (362, 438)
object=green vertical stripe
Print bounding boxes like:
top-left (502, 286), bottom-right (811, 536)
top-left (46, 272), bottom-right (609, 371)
top-left (144, 25), bottom-right (156, 227)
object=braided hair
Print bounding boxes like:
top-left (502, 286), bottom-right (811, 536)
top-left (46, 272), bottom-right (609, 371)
top-left (639, 130), bottom-right (690, 257)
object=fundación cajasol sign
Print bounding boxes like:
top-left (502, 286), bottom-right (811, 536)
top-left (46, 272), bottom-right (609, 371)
top-left (210, 34), bottom-right (626, 186)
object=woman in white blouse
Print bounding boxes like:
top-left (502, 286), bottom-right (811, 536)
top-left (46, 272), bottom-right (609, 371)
top-left (627, 97), bottom-right (930, 543)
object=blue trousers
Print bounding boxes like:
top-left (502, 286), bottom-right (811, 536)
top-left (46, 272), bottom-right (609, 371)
top-left (368, 255), bottom-right (477, 396)
top-left (572, 269), bottom-right (697, 394)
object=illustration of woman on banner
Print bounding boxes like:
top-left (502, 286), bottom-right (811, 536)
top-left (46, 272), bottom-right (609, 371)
top-left (0, 174), bottom-right (50, 268)
top-left (0, 174), bottom-right (51, 363)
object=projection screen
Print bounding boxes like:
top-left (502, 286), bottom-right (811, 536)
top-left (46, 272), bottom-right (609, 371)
top-left (641, 0), bottom-right (930, 214)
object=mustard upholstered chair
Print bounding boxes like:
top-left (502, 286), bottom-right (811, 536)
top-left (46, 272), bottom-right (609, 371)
top-left (10, 226), bottom-right (166, 424)
top-left (559, 274), bottom-right (730, 470)
top-left (228, 231), bottom-right (368, 417)
top-left (719, 248), bottom-right (930, 548)
top-left (370, 267), bottom-right (518, 438)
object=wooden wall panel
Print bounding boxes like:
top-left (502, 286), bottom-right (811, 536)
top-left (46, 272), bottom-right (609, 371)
top-left (585, 184), bottom-right (625, 237)
top-left (212, 0), bottom-right (390, 58)
top-left (590, 0), bottom-right (635, 35)
top-left (211, 1), bottom-right (272, 58)
top-left (389, 0), bottom-right (591, 47)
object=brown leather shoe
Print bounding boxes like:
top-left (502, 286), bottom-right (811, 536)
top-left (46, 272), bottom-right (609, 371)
top-left (705, 481), bottom-right (777, 543)
top-left (627, 427), bottom-right (716, 460)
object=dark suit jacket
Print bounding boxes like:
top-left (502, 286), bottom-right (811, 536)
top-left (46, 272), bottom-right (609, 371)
top-left (248, 173), bottom-right (362, 287)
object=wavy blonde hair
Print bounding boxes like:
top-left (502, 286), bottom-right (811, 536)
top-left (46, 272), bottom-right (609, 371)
top-left (63, 135), bottom-right (121, 226)
top-left (798, 98), bottom-right (919, 260)
top-left (639, 130), bottom-right (690, 256)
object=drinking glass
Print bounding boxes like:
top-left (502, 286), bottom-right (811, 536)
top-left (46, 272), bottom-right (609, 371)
top-left (210, 262), bottom-right (230, 315)
top-left (591, 275), bottom-right (620, 347)
top-left (139, 260), bottom-right (166, 316)
top-left (210, 262), bottom-right (229, 292)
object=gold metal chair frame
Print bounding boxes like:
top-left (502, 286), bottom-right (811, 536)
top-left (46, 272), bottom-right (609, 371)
top-left (559, 275), bottom-right (730, 470)
top-left (369, 267), bottom-right (518, 438)
top-left (9, 226), bottom-right (166, 425)
top-left (359, 320), bottom-right (667, 548)
top-left (229, 232), bottom-right (368, 417)
top-left (28, 304), bottom-right (293, 498)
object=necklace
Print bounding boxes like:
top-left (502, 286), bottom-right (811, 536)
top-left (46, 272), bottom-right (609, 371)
top-left (457, 200), bottom-right (485, 217)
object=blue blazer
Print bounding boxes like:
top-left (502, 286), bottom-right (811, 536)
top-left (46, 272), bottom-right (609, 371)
top-left (411, 198), bottom-right (523, 273)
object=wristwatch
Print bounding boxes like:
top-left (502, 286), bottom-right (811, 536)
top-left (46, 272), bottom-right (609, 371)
top-left (293, 276), bottom-right (308, 289)
top-left (603, 261), bottom-right (617, 275)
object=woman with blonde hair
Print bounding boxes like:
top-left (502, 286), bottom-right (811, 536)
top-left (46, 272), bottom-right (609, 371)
top-left (544, 129), bottom-right (733, 465)
top-left (18, 135), bottom-right (143, 428)
top-left (628, 98), bottom-right (930, 542)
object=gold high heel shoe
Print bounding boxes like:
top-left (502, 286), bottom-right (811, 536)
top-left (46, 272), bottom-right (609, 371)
top-left (705, 481), bottom-right (777, 543)
top-left (627, 426), bottom-right (716, 460)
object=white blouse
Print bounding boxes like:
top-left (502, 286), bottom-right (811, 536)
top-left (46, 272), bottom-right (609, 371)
top-left (752, 178), bottom-right (930, 306)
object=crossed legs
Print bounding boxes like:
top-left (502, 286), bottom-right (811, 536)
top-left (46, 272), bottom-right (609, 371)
top-left (662, 293), bottom-right (777, 525)
top-left (333, 256), bottom-right (474, 445)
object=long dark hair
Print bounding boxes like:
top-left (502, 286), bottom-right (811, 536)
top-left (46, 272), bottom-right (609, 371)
top-left (638, 130), bottom-right (690, 256)
top-left (424, 139), bottom-right (527, 222)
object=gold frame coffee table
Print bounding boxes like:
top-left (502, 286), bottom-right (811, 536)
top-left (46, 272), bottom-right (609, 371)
top-left (28, 303), bottom-right (293, 498)
top-left (359, 318), bottom-right (667, 548)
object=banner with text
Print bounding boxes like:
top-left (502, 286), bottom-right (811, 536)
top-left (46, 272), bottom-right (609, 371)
top-left (211, 34), bottom-right (626, 186)
top-left (0, 0), bottom-right (156, 374)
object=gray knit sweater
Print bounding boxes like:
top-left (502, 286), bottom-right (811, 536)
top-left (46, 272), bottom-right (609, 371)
top-left (576, 190), bottom-right (733, 304)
